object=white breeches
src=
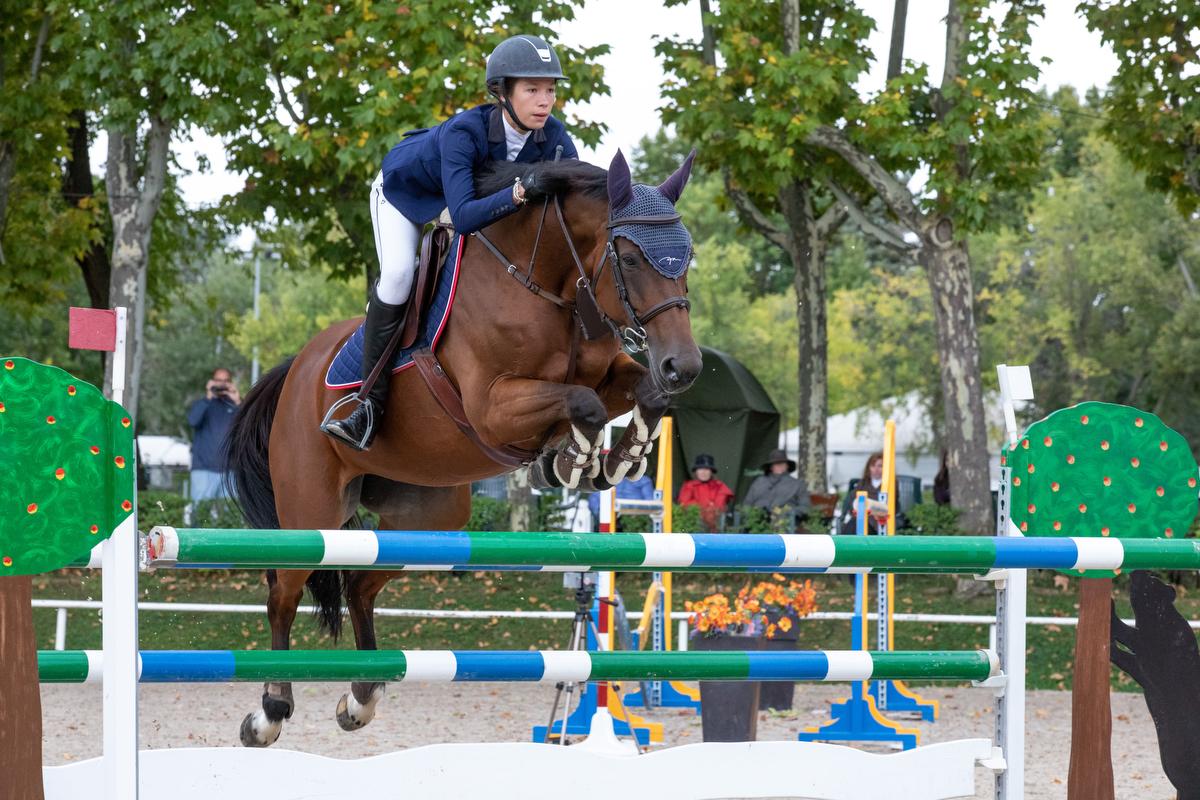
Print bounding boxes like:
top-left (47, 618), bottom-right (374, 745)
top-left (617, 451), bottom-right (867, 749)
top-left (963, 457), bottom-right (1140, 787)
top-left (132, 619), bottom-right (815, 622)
top-left (370, 171), bottom-right (422, 305)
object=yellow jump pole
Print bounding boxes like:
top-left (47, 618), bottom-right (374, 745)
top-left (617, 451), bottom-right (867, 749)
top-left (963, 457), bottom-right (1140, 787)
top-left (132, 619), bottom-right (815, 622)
top-left (873, 419), bottom-right (939, 720)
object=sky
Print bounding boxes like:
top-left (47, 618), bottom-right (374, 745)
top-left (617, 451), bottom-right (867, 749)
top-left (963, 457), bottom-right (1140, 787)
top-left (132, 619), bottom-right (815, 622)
top-left (119, 0), bottom-right (1120, 217)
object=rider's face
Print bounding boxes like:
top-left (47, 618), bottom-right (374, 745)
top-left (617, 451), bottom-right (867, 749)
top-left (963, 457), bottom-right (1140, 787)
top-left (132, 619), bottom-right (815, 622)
top-left (505, 78), bottom-right (556, 129)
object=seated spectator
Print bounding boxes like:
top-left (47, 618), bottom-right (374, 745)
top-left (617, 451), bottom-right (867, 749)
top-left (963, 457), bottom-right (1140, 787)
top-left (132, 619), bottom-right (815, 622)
top-left (836, 451), bottom-right (905, 535)
top-left (677, 453), bottom-right (734, 532)
top-left (588, 472), bottom-right (656, 530)
top-left (743, 449), bottom-right (812, 532)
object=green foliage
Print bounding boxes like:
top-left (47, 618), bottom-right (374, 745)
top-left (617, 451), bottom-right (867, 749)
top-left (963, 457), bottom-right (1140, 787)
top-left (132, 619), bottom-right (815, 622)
top-left (1081, 0), bottom-right (1200, 214)
top-left (900, 503), bottom-right (965, 536)
top-left (226, 253), bottom-right (366, 371)
top-left (0, 6), bottom-right (95, 314)
top-left (192, 498), bottom-right (247, 529)
top-left (468, 496), bottom-right (511, 532)
top-left (686, 237), bottom-right (799, 427)
top-left (670, 502), bottom-right (704, 534)
top-left (975, 136), bottom-right (1200, 436)
top-left (737, 505), bottom-right (773, 534)
top-left (137, 491), bottom-right (189, 529)
top-left (657, 0), bottom-right (1049, 232)
top-left (828, 133), bottom-right (1200, 443)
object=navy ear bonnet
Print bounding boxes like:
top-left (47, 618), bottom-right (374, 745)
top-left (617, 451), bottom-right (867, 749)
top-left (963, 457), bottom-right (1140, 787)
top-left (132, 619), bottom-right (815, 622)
top-left (609, 184), bottom-right (692, 279)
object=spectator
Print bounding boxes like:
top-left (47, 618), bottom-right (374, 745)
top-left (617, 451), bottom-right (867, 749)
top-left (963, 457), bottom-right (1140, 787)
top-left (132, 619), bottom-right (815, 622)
top-left (588, 472), bottom-right (656, 530)
top-left (836, 451), bottom-right (904, 535)
top-left (742, 449), bottom-right (812, 532)
top-left (187, 368), bottom-right (241, 501)
top-left (677, 453), bottom-right (734, 532)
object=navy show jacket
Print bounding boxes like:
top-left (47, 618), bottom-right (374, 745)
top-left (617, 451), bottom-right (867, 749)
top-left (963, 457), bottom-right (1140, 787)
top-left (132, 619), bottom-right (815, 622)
top-left (380, 103), bottom-right (578, 234)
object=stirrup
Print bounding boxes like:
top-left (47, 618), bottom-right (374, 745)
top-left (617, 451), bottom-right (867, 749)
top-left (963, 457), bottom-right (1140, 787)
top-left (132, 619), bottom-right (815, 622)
top-left (319, 393), bottom-right (376, 451)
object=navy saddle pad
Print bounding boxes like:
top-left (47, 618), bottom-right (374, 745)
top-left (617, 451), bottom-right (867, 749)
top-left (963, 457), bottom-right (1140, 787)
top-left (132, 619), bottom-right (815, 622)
top-left (325, 235), bottom-right (464, 389)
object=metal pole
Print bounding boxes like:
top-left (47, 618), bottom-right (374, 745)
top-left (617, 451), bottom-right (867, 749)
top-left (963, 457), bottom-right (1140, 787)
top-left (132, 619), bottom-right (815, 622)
top-left (250, 253), bottom-right (262, 385)
top-left (102, 306), bottom-right (139, 800)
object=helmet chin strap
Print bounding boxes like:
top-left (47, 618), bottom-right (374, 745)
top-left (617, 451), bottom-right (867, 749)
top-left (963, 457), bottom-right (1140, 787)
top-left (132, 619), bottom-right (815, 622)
top-left (499, 95), bottom-right (533, 133)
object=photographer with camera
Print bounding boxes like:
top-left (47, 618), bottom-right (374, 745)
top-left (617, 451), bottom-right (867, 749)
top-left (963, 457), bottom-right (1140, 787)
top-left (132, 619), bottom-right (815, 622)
top-left (187, 367), bottom-right (242, 501)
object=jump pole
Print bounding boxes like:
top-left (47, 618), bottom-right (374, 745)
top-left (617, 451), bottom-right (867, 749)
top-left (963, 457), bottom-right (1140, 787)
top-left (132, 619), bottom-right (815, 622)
top-left (872, 419), bottom-right (938, 720)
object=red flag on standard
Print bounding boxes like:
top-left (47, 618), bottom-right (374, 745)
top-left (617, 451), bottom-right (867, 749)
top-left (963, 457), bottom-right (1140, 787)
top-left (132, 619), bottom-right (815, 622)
top-left (68, 307), bottom-right (118, 352)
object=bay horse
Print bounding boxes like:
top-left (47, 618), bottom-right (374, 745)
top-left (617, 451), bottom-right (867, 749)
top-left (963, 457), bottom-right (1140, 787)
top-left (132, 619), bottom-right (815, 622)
top-left (225, 149), bottom-right (703, 747)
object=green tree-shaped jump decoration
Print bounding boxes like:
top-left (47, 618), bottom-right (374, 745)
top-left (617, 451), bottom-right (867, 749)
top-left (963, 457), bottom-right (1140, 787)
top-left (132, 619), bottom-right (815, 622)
top-left (0, 357), bottom-right (134, 575)
top-left (1006, 402), bottom-right (1199, 800)
top-left (0, 357), bottom-right (134, 799)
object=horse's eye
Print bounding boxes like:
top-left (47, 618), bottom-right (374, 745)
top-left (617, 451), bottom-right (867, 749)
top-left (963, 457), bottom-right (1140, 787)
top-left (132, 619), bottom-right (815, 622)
top-left (621, 253), bottom-right (640, 268)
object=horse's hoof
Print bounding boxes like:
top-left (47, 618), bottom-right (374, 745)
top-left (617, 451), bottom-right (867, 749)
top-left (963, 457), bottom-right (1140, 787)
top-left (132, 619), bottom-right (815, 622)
top-left (336, 692), bottom-right (375, 731)
top-left (240, 710), bottom-right (282, 747)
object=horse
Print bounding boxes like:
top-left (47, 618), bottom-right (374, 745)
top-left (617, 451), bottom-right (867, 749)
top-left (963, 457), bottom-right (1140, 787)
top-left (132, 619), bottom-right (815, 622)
top-left (224, 149), bottom-right (703, 747)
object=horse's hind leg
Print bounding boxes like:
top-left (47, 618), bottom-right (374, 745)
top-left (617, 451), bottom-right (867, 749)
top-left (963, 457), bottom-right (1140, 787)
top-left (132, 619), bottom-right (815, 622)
top-left (240, 567), bottom-right (312, 747)
top-left (337, 569), bottom-right (401, 731)
top-left (334, 481), bottom-right (472, 732)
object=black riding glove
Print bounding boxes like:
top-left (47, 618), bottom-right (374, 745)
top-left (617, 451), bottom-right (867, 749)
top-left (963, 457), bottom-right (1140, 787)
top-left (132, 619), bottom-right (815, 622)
top-left (521, 168), bottom-right (552, 201)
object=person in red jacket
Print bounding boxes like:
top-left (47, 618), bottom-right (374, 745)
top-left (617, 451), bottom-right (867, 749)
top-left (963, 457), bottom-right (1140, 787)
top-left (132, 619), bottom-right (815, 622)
top-left (677, 453), bottom-right (735, 532)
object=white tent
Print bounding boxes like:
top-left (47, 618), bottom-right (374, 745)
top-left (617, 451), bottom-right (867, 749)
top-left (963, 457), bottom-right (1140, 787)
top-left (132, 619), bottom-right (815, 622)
top-left (779, 391), bottom-right (1028, 493)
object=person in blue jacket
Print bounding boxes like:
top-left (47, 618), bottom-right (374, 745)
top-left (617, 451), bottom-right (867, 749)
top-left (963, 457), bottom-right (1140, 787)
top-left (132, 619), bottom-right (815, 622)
top-left (322, 34), bottom-right (578, 450)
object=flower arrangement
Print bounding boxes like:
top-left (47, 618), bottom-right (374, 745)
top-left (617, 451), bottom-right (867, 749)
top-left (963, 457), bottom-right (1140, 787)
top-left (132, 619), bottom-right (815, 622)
top-left (685, 593), bottom-right (754, 637)
top-left (687, 577), bottom-right (818, 640)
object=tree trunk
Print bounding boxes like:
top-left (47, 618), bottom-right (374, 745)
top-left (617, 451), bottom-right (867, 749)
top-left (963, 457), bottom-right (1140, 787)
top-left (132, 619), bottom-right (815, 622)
top-left (62, 110), bottom-right (111, 309)
top-left (780, 182), bottom-right (829, 491)
top-left (917, 227), bottom-right (991, 534)
top-left (104, 117), bottom-right (170, 418)
top-left (1067, 577), bottom-right (1114, 800)
top-left (507, 469), bottom-right (534, 532)
top-left (0, 575), bottom-right (45, 800)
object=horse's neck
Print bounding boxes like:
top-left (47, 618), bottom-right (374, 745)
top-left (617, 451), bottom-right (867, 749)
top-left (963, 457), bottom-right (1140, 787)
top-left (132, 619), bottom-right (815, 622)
top-left (502, 195), bottom-right (608, 295)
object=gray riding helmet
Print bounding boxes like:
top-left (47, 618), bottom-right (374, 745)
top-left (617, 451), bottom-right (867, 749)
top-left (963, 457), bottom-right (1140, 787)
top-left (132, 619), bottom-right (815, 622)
top-left (485, 35), bottom-right (566, 131)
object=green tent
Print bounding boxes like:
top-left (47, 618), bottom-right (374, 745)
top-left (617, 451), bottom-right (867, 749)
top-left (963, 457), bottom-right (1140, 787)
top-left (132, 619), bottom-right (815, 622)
top-left (664, 346), bottom-right (781, 502)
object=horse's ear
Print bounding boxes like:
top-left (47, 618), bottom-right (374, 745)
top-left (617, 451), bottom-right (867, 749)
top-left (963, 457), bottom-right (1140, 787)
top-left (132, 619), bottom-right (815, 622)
top-left (608, 149), bottom-right (634, 211)
top-left (658, 148), bottom-right (697, 204)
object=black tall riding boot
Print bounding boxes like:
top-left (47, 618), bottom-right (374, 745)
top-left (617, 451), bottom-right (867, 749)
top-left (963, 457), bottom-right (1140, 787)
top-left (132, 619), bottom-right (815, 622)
top-left (320, 288), bottom-right (407, 451)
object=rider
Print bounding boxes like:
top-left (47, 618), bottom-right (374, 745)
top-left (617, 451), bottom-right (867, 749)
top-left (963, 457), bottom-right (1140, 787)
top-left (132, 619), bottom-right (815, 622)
top-left (322, 34), bottom-right (579, 450)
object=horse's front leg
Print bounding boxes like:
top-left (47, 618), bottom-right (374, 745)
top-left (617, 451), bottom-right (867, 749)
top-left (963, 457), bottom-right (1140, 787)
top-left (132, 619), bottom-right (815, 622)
top-left (472, 376), bottom-right (608, 489)
top-left (594, 354), bottom-right (669, 486)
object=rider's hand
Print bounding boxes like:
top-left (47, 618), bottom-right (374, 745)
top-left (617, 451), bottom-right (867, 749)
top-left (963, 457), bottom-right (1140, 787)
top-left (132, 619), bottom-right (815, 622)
top-left (521, 168), bottom-right (550, 201)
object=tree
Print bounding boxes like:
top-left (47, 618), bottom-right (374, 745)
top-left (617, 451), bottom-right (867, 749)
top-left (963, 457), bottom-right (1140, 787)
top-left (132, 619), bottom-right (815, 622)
top-left (222, 1), bottom-right (610, 291)
top-left (662, 0), bottom-right (1050, 532)
top-left (65, 1), bottom-right (267, 419)
top-left (658, 0), bottom-right (860, 491)
top-left (1080, 0), bottom-right (1200, 215)
top-left (0, 4), bottom-right (94, 316)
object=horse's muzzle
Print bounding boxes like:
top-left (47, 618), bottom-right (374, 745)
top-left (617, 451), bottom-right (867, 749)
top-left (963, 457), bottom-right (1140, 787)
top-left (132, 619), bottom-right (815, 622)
top-left (655, 350), bottom-right (702, 395)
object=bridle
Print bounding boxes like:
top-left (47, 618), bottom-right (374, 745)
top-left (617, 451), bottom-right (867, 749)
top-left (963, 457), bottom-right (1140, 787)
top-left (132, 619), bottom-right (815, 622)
top-left (472, 196), bottom-right (691, 357)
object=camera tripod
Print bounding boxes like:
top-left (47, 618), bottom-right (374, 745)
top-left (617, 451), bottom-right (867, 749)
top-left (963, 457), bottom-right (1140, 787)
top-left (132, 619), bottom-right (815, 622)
top-left (539, 576), bottom-right (645, 752)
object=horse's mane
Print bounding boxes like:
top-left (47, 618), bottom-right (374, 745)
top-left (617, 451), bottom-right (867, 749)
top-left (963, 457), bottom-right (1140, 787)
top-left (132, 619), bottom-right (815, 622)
top-left (475, 158), bottom-right (608, 202)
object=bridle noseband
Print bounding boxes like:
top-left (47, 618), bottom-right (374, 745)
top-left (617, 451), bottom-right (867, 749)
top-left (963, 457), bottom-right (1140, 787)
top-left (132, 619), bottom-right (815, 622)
top-left (473, 196), bottom-right (691, 356)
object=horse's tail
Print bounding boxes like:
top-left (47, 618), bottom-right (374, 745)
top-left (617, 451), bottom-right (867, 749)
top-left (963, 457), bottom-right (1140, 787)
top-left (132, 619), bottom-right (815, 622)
top-left (224, 356), bottom-right (347, 640)
top-left (225, 357), bottom-right (294, 529)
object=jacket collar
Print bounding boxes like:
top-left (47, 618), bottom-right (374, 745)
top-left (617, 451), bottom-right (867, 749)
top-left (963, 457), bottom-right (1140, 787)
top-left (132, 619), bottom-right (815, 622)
top-left (487, 105), bottom-right (547, 146)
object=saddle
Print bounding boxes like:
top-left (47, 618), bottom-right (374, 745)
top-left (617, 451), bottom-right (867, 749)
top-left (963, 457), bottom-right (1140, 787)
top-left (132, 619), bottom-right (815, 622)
top-left (400, 221), bottom-right (454, 350)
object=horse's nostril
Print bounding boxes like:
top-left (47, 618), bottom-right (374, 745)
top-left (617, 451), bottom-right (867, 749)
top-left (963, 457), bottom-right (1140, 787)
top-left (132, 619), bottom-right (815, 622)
top-left (660, 357), bottom-right (680, 384)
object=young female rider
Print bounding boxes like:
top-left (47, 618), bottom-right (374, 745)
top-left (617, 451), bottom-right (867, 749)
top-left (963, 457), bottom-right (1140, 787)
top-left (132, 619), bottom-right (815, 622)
top-left (322, 34), bottom-right (578, 450)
